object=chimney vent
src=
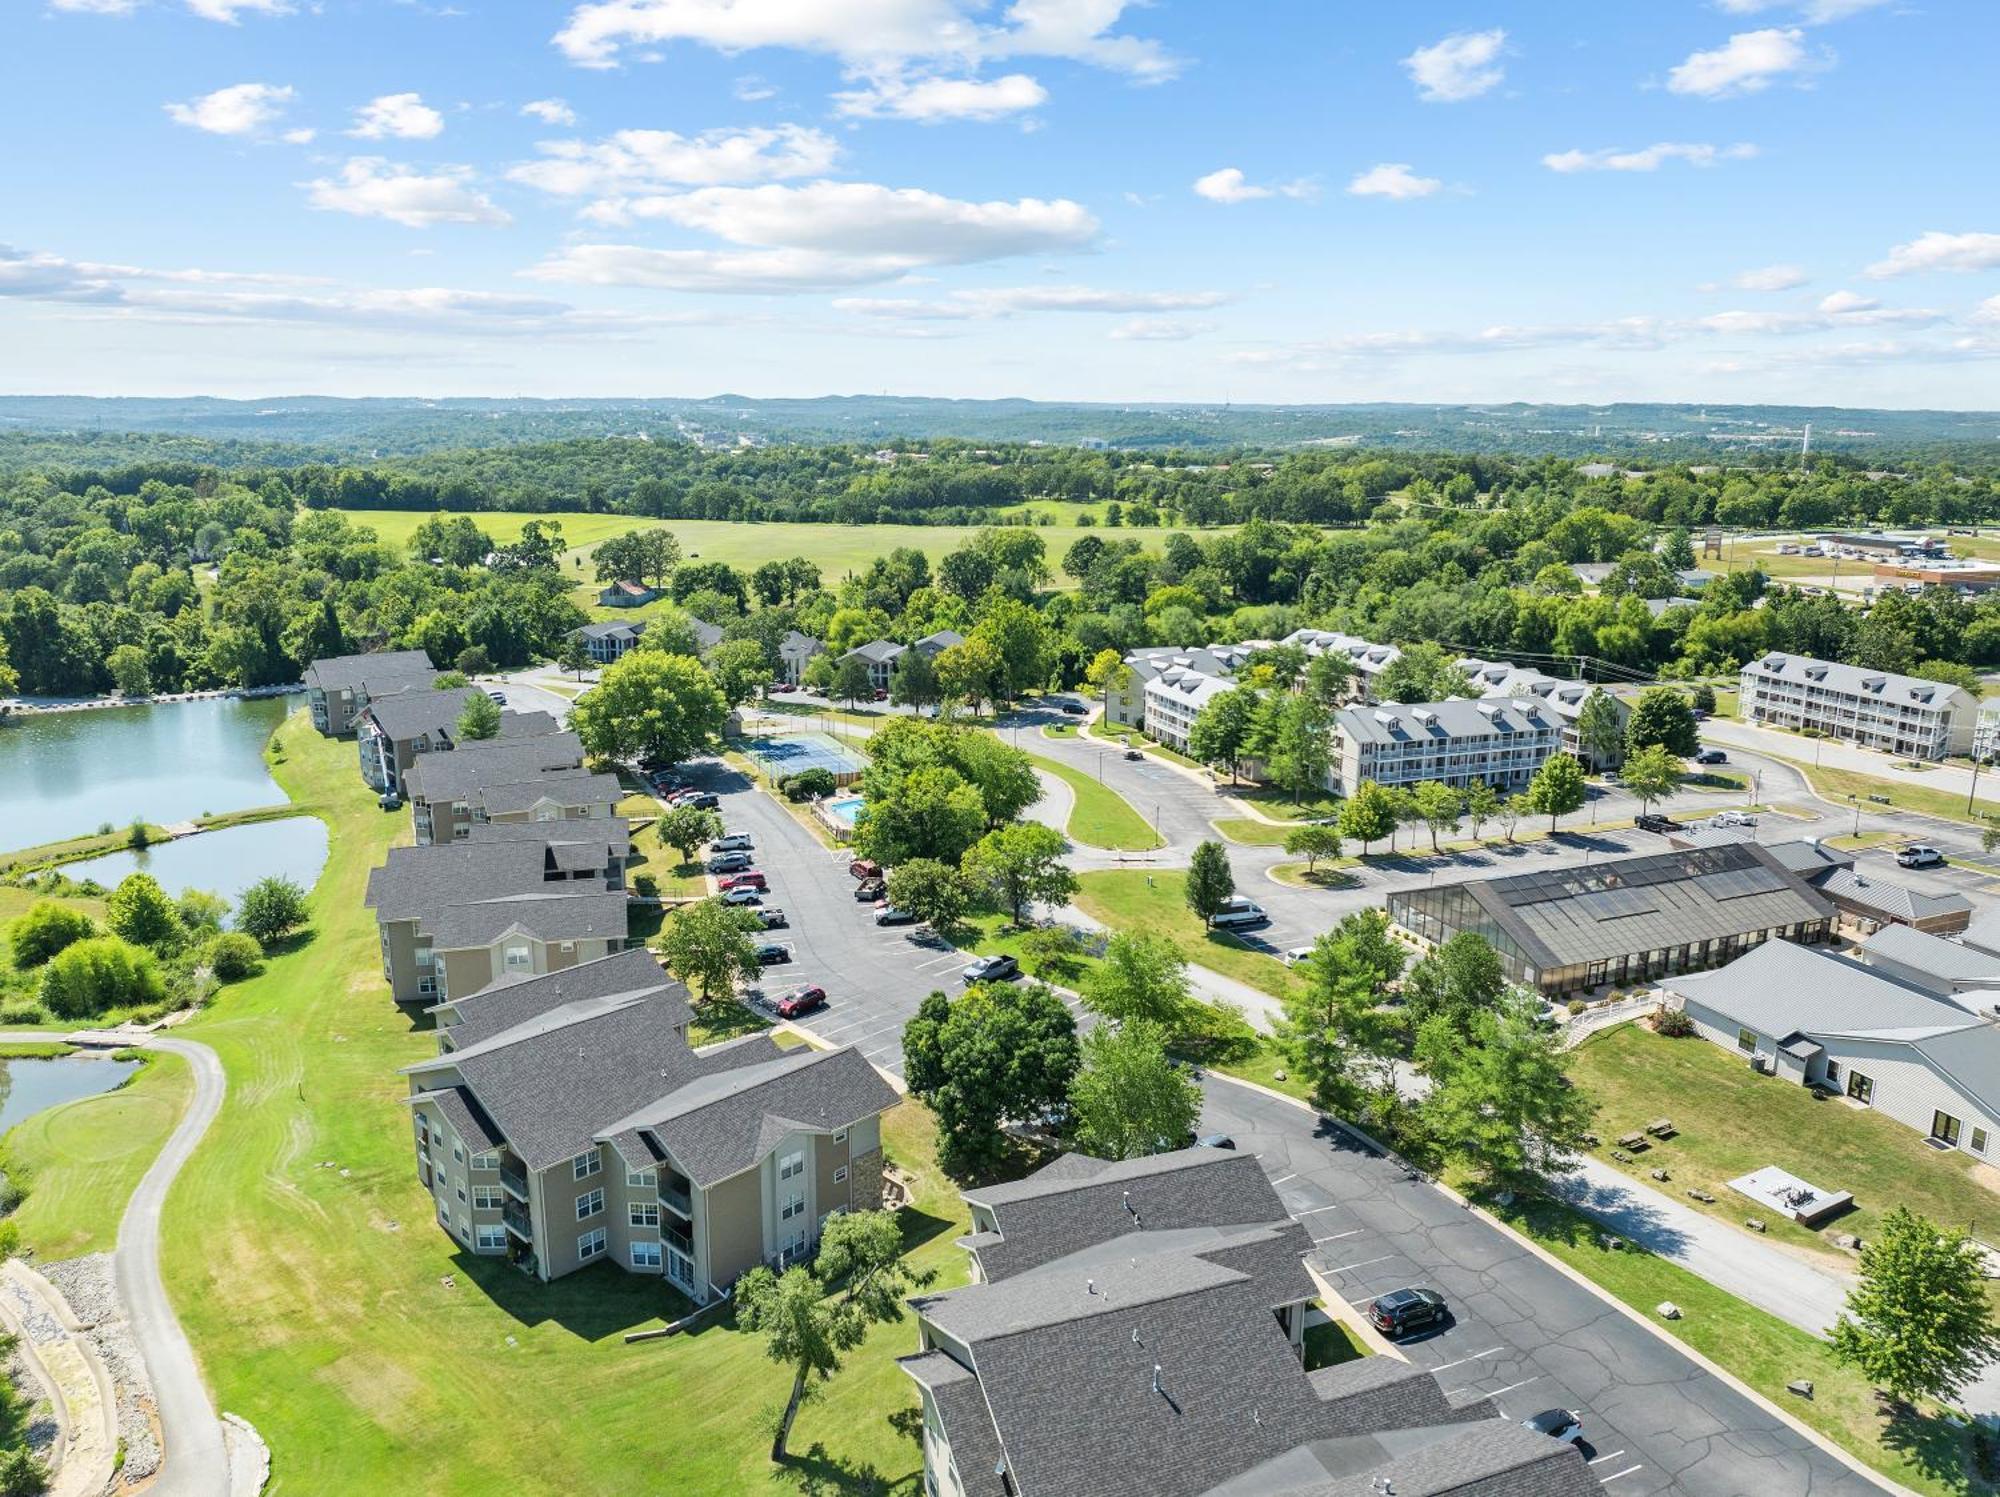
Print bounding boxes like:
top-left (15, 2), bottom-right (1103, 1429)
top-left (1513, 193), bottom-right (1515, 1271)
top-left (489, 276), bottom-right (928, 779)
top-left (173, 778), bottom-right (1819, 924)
top-left (1152, 1364), bottom-right (1163, 1395)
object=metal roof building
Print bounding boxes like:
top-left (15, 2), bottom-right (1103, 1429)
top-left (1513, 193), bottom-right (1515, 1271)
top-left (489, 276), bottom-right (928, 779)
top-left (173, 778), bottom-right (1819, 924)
top-left (1388, 842), bottom-right (1836, 997)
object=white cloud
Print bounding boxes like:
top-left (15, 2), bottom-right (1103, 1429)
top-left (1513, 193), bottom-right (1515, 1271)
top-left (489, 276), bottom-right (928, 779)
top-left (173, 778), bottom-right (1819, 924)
top-left (1192, 167), bottom-right (1315, 204)
top-left (282, 127), bottom-right (316, 145)
top-left (509, 126), bottom-right (840, 200)
top-left (520, 98), bottom-right (578, 126)
top-left (185, 0), bottom-right (292, 20)
top-left (526, 245), bottom-right (903, 293)
top-left (1732, 263), bottom-right (1808, 291)
top-left (1542, 141), bottom-right (1757, 173)
top-left (164, 82), bottom-right (295, 136)
top-left (1108, 317), bottom-right (1210, 341)
top-left (552, 0), bottom-right (1177, 80)
top-left (1667, 28), bottom-right (1815, 97)
top-left (733, 75), bottom-right (777, 102)
top-left (1402, 29), bottom-right (1507, 102)
top-left (304, 159), bottom-right (511, 228)
top-left (349, 93), bottom-right (446, 141)
top-left (834, 284), bottom-right (1230, 319)
top-left (834, 72), bottom-right (1047, 122)
top-left (1973, 295), bottom-right (2000, 325)
top-left (1867, 231), bottom-right (2000, 278)
top-left (1818, 289), bottom-right (1876, 313)
top-left (49, 0), bottom-right (140, 12)
top-left (1717, 0), bottom-right (1889, 20)
top-left (1347, 163), bottom-right (1441, 201)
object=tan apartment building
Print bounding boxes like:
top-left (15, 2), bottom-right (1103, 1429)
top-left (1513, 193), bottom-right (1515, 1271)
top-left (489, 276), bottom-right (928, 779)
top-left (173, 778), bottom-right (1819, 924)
top-left (364, 824), bottom-right (631, 1004)
top-left (1739, 651), bottom-right (1976, 760)
top-left (304, 648), bottom-right (436, 736)
top-left (357, 687), bottom-right (562, 797)
top-left (400, 732), bottom-right (616, 844)
top-left (402, 950), bottom-right (899, 1297)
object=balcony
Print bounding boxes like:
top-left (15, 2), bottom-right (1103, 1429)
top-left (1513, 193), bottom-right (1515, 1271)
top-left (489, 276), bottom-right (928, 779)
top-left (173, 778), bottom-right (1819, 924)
top-left (499, 1165), bottom-right (530, 1200)
top-left (502, 1198), bottom-right (534, 1241)
top-left (663, 1220), bottom-right (693, 1256)
top-left (659, 1179), bottom-right (693, 1218)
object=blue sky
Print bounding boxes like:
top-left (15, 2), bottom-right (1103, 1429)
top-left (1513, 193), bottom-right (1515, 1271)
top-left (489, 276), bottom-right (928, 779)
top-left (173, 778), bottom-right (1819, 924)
top-left (4, 0), bottom-right (1997, 406)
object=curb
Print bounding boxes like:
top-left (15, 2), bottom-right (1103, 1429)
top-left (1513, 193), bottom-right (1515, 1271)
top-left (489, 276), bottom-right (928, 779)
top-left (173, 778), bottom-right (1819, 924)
top-left (0, 1260), bottom-right (118, 1497)
top-left (1202, 1071), bottom-right (1921, 1497)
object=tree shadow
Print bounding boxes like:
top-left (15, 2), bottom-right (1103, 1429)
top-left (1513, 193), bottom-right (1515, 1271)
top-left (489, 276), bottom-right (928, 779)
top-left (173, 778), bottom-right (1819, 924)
top-left (1879, 1399), bottom-right (1997, 1493)
top-left (894, 1205), bottom-right (959, 1258)
top-left (453, 1253), bottom-right (699, 1340)
top-left (775, 1442), bottom-right (922, 1497)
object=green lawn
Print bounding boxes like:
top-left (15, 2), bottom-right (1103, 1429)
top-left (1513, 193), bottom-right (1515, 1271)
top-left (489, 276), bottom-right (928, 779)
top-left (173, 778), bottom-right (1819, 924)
top-left (1269, 862), bottom-right (1363, 890)
top-left (1019, 749), bottom-right (1163, 852)
top-left (1303, 1313), bottom-right (1369, 1371)
top-left (3, 1049), bottom-right (192, 1260)
top-left (1071, 870), bottom-right (1295, 1001)
top-left (1569, 1024), bottom-right (2000, 1256)
top-left (1763, 752), bottom-right (2000, 827)
top-left (1212, 818), bottom-right (1293, 846)
top-left (1225, 785), bottom-right (1345, 822)
top-left (1493, 1192), bottom-right (1996, 1497)
top-left (158, 713), bottom-right (964, 1495)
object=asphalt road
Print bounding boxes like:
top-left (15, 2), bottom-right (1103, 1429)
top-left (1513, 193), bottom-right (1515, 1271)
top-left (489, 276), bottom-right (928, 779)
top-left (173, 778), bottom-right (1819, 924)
top-left (1200, 1078), bottom-right (1888, 1497)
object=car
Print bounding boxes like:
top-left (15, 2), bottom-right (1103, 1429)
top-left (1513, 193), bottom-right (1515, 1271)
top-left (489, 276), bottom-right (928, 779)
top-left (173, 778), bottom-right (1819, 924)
top-left (711, 833), bottom-right (753, 853)
top-left (1368, 1287), bottom-right (1448, 1338)
top-left (1634, 813), bottom-right (1680, 834)
top-left (854, 877), bottom-right (887, 902)
top-left (849, 859), bottom-right (882, 881)
top-left (1898, 845), bottom-right (1946, 868)
top-left (720, 887), bottom-right (763, 906)
top-left (1693, 748), bottom-right (1728, 765)
top-left (672, 790), bottom-right (719, 810)
top-left (709, 851), bottom-right (753, 873)
top-left (1123, 748), bottom-right (1144, 761)
top-left (962, 954), bottom-right (1020, 983)
top-left (1193, 1133), bottom-right (1237, 1151)
top-left (1708, 811), bottom-right (1757, 829)
top-left (873, 687), bottom-right (889, 701)
top-left (1059, 701), bottom-right (1086, 716)
top-left (753, 942), bottom-right (792, 966)
top-left (486, 690), bottom-right (507, 704)
top-left (1281, 947), bottom-right (1315, 967)
top-left (774, 984), bottom-right (828, 1020)
top-left (874, 905), bottom-right (917, 926)
top-left (378, 790), bottom-right (403, 811)
top-left (756, 907), bottom-right (788, 928)
top-left (1520, 1409), bottom-right (1584, 1445)
top-left (718, 870), bottom-right (767, 891)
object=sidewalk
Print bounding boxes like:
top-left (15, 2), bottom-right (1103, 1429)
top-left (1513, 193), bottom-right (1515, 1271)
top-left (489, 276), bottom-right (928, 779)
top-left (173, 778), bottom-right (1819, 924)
top-left (1705, 717), bottom-right (2000, 811)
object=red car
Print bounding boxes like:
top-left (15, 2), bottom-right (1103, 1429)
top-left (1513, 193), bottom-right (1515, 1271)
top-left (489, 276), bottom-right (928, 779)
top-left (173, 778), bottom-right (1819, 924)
top-left (775, 985), bottom-right (827, 1020)
top-left (718, 870), bottom-right (767, 891)
top-left (849, 859), bottom-right (881, 881)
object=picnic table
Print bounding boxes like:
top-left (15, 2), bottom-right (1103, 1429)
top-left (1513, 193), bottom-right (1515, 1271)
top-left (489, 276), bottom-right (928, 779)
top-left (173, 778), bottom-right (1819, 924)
top-left (1617, 1131), bottom-right (1649, 1151)
top-left (1646, 1118), bottom-right (1676, 1138)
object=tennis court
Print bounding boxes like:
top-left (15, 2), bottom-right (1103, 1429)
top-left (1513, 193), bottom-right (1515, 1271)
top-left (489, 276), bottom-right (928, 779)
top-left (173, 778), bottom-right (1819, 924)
top-left (742, 731), bottom-right (868, 785)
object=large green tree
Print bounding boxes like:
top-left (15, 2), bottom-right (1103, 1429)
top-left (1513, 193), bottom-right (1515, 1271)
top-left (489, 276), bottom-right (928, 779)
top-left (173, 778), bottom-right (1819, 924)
top-left (7, 901), bottom-right (95, 969)
top-left (456, 690), bottom-right (501, 741)
top-left (902, 984), bottom-right (1080, 1171)
top-left (592, 528), bottom-right (682, 588)
top-left (236, 876), bottom-right (310, 947)
top-left (657, 898), bottom-right (762, 1005)
top-left (1339, 780), bottom-right (1399, 854)
top-left (1187, 686), bottom-right (1262, 784)
top-left (1410, 780), bottom-right (1463, 852)
top-left (1574, 689), bottom-right (1626, 768)
top-left (1626, 686), bottom-right (1699, 758)
top-left (570, 650), bottom-right (728, 766)
top-left (1282, 822), bottom-right (1343, 871)
top-left (1068, 1021), bottom-right (1202, 1161)
top-left (1415, 990), bottom-right (1594, 1185)
top-left (963, 822), bottom-right (1077, 927)
top-left (1185, 840), bottom-right (1235, 927)
top-left (1620, 742), bottom-right (1682, 815)
top-left (884, 858), bottom-right (975, 932)
top-left (1527, 753), bottom-right (1587, 832)
top-left (657, 804), bottom-right (725, 869)
top-left (1404, 931), bottom-right (1508, 1041)
top-left (40, 936), bottom-right (167, 1019)
top-left (1276, 918), bottom-right (1401, 1116)
top-left (1258, 693), bottom-right (1333, 803)
top-left (1373, 643), bottom-right (1474, 705)
top-left (853, 766), bottom-right (987, 867)
top-left (1081, 930), bottom-right (1192, 1033)
top-left (1831, 1207), bottom-right (2000, 1406)
top-left (106, 873), bottom-right (183, 951)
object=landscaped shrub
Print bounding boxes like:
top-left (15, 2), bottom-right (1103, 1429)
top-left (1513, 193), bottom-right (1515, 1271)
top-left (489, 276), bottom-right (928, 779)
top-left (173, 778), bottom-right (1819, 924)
top-left (39, 936), bottom-right (167, 1020)
top-left (106, 873), bottom-right (183, 951)
top-left (236, 876), bottom-right (310, 948)
top-left (0, 1004), bottom-right (45, 1027)
top-left (632, 873), bottom-right (659, 899)
top-left (204, 932), bottom-right (264, 982)
top-left (7, 901), bottom-right (95, 970)
top-left (1566, 999), bottom-right (1586, 1016)
top-left (1654, 1008), bottom-right (1696, 1038)
top-left (781, 767), bottom-right (838, 802)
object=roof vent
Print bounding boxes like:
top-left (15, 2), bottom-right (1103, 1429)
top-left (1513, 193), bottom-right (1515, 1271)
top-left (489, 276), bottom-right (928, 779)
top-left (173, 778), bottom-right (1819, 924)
top-left (1152, 1364), bottom-right (1164, 1396)
top-left (1086, 1278), bottom-right (1096, 1296)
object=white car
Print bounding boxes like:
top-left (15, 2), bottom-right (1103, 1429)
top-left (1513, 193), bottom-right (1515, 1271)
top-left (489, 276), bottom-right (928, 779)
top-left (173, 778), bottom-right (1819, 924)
top-left (1709, 811), bottom-right (1757, 828)
top-left (1521, 1408), bottom-right (1584, 1445)
top-left (710, 833), bottom-right (753, 853)
top-left (1897, 845), bottom-right (1945, 869)
top-left (1281, 947), bottom-right (1316, 967)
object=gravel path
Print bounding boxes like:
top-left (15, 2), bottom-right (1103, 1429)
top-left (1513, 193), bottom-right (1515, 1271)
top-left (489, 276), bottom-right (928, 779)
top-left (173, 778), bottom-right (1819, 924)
top-left (41, 1255), bottom-right (161, 1489)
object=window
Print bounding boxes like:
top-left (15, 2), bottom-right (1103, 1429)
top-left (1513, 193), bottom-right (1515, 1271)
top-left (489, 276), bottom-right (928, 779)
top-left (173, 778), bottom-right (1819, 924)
top-left (627, 1166), bottom-right (655, 1189)
top-left (1933, 1111), bottom-right (1963, 1148)
top-left (475, 1226), bottom-right (507, 1252)
top-left (415, 1117), bottom-right (429, 1143)
top-left (833, 1166), bottom-right (848, 1185)
top-left (576, 1189), bottom-right (605, 1221)
top-left (631, 1201), bottom-right (659, 1228)
top-left (503, 943), bottom-right (532, 973)
top-left (414, 944), bottom-right (434, 970)
top-left (577, 1228), bottom-right (607, 1262)
top-left (438, 1204), bottom-right (452, 1228)
top-left (452, 1143), bottom-right (464, 1164)
top-left (1847, 1071), bottom-right (1876, 1105)
top-left (417, 976), bottom-right (438, 998)
top-left (781, 1191), bottom-right (805, 1222)
top-left (573, 1148), bottom-right (601, 1181)
top-left (455, 1186), bottom-right (466, 1203)
top-left (779, 1151), bottom-right (805, 1182)
top-left (470, 1152), bottom-right (498, 1171)
top-left (472, 1186), bottom-right (504, 1211)
top-left (1974, 1128), bottom-right (1989, 1155)
top-left (833, 1130), bottom-right (848, 1145)
top-left (630, 1240), bottom-right (662, 1270)
top-left (1736, 1028), bottom-right (1757, 1054)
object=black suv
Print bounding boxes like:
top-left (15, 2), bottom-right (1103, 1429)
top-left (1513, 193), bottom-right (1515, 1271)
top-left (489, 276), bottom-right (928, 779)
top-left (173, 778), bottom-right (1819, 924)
top-left (1368, 1287), bottom-right (1448, 1338)
top-left (1634, 812), bottom-right (1680, 834)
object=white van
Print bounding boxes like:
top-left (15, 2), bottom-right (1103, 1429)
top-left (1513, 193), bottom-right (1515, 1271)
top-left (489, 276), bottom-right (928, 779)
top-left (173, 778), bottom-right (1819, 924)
top-left (1210, 897), bottom-right (1268, 930)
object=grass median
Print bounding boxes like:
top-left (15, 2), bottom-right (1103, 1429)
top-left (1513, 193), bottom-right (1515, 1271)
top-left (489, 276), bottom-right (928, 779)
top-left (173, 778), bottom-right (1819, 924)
top-left (1071, 869), bottom-right (1295, 1002)
top-left (1020, 749), bottom-right (1163, 852)
top-left (160, 712), bottom-right (965, 1494)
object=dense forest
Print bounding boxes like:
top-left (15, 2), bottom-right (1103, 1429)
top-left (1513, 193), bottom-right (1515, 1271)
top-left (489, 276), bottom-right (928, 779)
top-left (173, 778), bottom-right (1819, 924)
top-left (3, 444), bottom-right (1999, 702)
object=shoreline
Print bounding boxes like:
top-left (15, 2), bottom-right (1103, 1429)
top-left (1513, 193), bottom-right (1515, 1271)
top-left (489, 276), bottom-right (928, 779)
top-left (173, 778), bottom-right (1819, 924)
top-left (0, 684), bottom-right (302, 719)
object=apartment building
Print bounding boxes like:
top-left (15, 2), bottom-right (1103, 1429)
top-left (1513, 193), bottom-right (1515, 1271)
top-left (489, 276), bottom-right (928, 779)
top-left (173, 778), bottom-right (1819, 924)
top-left (1976, 700), bottom-right (2000, 762)
top-left (402, 950), bottom-right (899, 1295)
top-left (1331, 695), bottom-right (1564, 796)
top-left (840, 630), bottom-right (966, 694)
top-left (901, 1148), bottom-right (1601, 1497)
top-left (357, 687), bottom-right (561, 796)
top-left (1107, 643), bottom-right (1262, 750)
top-left (778, 629), bottom-right (824, 686)
top-left (1456, 658), bottom-right (1631, 770)
top-left (401, 733), bottom-right (615, 844)
top-left (304, 649), bottom-right (436, 736)
top-left (1281, 628), bottom-right (1402, 701)
top-left (576, 620), bottom-right (646, 665)
top-left (1738, 651), bottom-right (1976, 760)
top-left (364, 823), bottom-right (631, 1004)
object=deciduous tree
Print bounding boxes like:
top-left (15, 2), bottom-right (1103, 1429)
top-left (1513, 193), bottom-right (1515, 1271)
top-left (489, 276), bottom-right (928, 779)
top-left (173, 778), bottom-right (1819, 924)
top-left (885, 858), bottom-right (975, 932)
top-left (1415, 990), bottom-right (1594, 1186)
top-left (1081, 931), bottom-right (1192, 1033)
top-left (657, 898), bottom-right (762, 1005)
top-left (901, 984), bottom-right (1079, 1172)
top-left (1069, 1021), bottom-right (1201, 1161)
top-left (1832, 1207), bottom-right (2000, 1406)
top-left (1527, 753), bottom-right (1587, 833)
top-left (456, 690), bottom-right (501, 741)
top-left (1339, 780), bottom-right (1398, 855)
top-left (1626, 686), bottom-right (1699, 758)
top-left (1187, 686), bottom-right (1262, 784)
top-left (1620, 742), bottom-right (1681, 815)
top-left (657, 804), bottom-right (724, 869)
top-left (1282, 823), bottom-right (1343, 872)
top-left (963, 822), bottom-right (1077, 928)
top-left (1185, 840), bottom-right (1235, 927)
top-left (1411, 780), bottom-right (1463, 852)
top-left (570, 650), bottom-right (728, 767)
top-left (237, 875), bottom-right (310, 948)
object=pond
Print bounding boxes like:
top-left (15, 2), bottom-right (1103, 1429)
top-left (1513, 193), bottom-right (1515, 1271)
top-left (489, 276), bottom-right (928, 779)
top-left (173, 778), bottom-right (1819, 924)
top-left (62, 817), bottom-right (329, 910)
top-left (0, 695), bottom-right (292, 853)
top-left (0, 1054), bottom-right (140, 1135)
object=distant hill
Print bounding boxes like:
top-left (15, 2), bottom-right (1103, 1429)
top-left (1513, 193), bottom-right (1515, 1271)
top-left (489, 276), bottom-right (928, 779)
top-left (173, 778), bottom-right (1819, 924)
top-left (1, 394), bottom-right (1996, 463)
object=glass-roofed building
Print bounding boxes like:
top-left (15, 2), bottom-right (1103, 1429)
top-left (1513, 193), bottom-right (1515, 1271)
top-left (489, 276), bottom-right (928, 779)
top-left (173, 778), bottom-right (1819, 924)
top-left (1387, 842), bottom-right (1837, 998)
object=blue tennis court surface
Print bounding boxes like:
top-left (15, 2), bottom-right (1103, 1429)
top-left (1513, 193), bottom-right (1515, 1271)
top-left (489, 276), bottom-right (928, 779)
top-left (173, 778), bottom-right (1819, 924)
top-left (742, 732), bottom-right (868, 781)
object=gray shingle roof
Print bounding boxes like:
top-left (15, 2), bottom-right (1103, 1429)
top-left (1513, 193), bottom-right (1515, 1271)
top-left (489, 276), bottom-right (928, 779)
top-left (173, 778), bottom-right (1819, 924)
top-left (1213, 1420), bottom-right (1602, 1497)
top-left (780, 630), bottom-right (822, 657)
top-left (424, 889), bottom-right (629, 948)
top-left (366, 830), bottom-right (626, 949)
top-left (367, 839), bottom-right (577, 918)
top-left (1337, 695), bottom-right (1557, 748)
top-left (441, 948), bottom-right (688, 1048)
top-left (579, 620), bottom-right (644, 643)
top-left (475, 771), bottom-right (623, 817)
top-left (361, 685), bottom-right (491, 741)
top-left (843, 639), bottom-right (906, 664)
top-left (964, 1149), bottom-right (1291, 1282)
top-left (690, 618), bottom-right (724, 650)
top-left (305, 649), bottom-right (436, 693)
top-left (1862, 923), bottom-right (2000, 983)
top-left (401, 734), bottom-right (588, 800)
top-left (1763, 837), bottom-right (1856, 876)
top-left (409, 1085), bottom-right (500, 1153)
top-left (1744, 651), bottom-right (1974, 712)
top-left (1668, 939), bottom-right (1973, 1041)
top-left (1814, 867), bottom-right (1972, 925)
top-left (899, 1351), bottom-right (1009, 1497)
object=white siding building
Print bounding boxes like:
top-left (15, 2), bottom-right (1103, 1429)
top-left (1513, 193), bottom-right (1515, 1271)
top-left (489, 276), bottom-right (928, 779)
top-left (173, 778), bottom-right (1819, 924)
top-left (1456, 658), bottom-right (1630, 770)
top-left (1332, 696), bottom-right (1564, 796)
top-left (1738, 651), bottom-right (1976, 760)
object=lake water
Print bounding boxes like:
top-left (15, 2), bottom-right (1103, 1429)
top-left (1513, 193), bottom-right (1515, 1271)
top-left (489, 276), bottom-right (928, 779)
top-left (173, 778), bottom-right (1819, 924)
top-left (63, 817), bottom-right (329, 909)
top-left (0, 696), bottom-right (291, 852)
top-left (0, 1054), bottom-right (140, 1135)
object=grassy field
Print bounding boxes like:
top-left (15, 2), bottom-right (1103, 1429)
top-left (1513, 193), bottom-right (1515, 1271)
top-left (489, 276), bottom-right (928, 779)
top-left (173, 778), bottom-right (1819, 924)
top-left (1020, 750), bottom-right (1163, 852)
top-left (1493, 1192), bottom-right (1995, 1496)
top-left (3, 1049), bottom-right (192, 1260)
top-left (1072, 870), bottom-right (1295, 1001)
top-left (158, 714), bottom-right (966, 1495)
top-left (1226, 786), bottom-right (1345, 822)
top-left (1211, 817), bottom-right (1293, 846)
top-left (1765, 751), bottom-right (2000, 827)
top-left (1568, 1024), bottom-right (2000, 1256)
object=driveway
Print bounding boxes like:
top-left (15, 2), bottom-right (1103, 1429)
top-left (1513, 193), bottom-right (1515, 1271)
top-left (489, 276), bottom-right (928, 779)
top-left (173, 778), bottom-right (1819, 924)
top-left (1201, 1077), bottom-right (1889, 1496)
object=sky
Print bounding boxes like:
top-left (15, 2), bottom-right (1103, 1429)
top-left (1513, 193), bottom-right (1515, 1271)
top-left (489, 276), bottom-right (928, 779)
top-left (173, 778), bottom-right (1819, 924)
top-left (3, 0), bottom-right (1998, 407)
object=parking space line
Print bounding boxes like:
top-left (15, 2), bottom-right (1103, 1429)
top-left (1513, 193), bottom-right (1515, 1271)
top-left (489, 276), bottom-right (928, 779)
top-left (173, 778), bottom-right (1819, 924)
top-left (1267, 1172), bottom-right (1298, 1187)
top-left (1598, 1466), bottom-right (1644, 1483)
top-left (1313, 1228), bottom-right (1362, 1243)
top-left (1324, 1254), bottom-right (1394, 1275)
top-left (1294, 1204), bottom-right (1340, 1217)
top-left (1483, 1377), bottom-right (1538, 1398)
top-left (1587, 1451), bottom-right (1626, 1466)
top-left (1425, 1347), bottom-right (1504, 1373)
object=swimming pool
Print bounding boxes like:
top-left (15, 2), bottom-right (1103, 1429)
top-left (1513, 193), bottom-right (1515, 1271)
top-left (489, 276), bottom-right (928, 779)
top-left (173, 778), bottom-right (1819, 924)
top-left (826, 795), bottom-right (866, 828)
